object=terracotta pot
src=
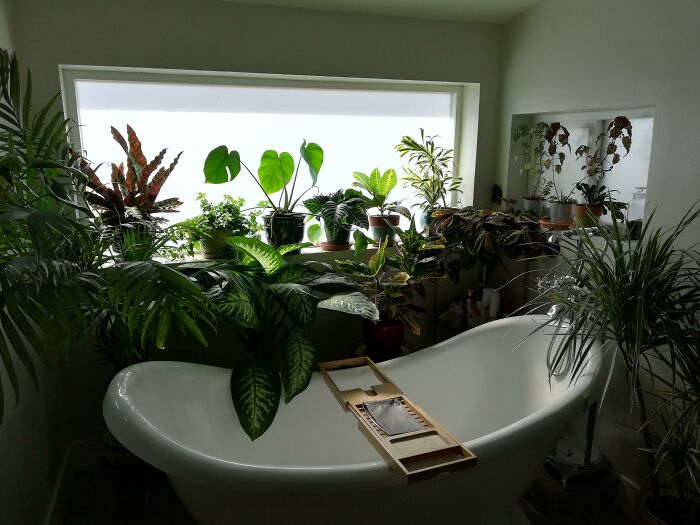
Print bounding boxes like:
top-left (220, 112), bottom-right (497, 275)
top-left (368, 214), bottom-right (400, 246)
top-left (199, 229), bottom-right (233, 259)
top-left (263, 213), bottom-right (305, 253)
top-left (362, 319), bottom-right (404, 362)
top-left (320, 223), bottom-right (351, 251)
top-left (573, 204), bottom-right (604, 227)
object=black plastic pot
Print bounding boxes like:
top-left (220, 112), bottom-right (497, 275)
top-left (320, 223), bottom-right (351, 251)
top-left (264, 213), bottom-right (305, 253)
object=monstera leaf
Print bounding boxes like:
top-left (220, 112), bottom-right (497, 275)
top-left (258, 150), bottom-right (294, 195)
top-left (203, 146), bottom-right (241, 184)
top-left (299, 141), bottom-right (324, 185)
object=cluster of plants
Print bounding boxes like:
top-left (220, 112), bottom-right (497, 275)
top-left (512, 117), bottom-right (634, 226)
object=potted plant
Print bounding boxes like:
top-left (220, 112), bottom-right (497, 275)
top-left (337, 220), bottom-right (445, 361)
top-left (534, 205), bottom-right (700, 525)
top-left (304, 189), bottom-right (368, 251)
top-left (203, 141), bottom-right (323, 254)
top-left (351, 168), bottom-right (410, 246)
top-left (573, 116), bottom-right (633, 226)
top-left (176, 193), bottom-right (261, 259)
top-left (541, 122), bottom-right (575, 225)
top-left (204, 237), bottom-right (379, 439)
top-left (512, 121), bottom-right (553, 216)
top-left (395, 129), bottom-right (462, 228)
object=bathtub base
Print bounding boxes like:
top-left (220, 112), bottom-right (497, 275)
top-left (170, 476), bottom-right (531, 525)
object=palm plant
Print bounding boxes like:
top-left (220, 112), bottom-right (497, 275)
top-left (532, 204), bottom-right (700, 523)
top-left (396, 129), bottom-right (462, 211)
top-left (200, 237), bottom-right (379, 439)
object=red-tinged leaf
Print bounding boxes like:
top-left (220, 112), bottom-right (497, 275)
top-left (125, 160), bottom-right (136, 194)
top-left (126, 125), bottom-right (147, 171)
top-left (111, 126), bottom-right (128, 154)
top-left (148, 151), bottom-right (182, 202)
top-left (143, 147), bottom-right (166, 182)
top-left (85, 192), bottom-right (108, 208)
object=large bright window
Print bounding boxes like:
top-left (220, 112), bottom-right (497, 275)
top-left (66, 72), bottom-right (465, 228)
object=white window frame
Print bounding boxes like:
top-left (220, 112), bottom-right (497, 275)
top-left (59, 65), bottom-right (480, 207)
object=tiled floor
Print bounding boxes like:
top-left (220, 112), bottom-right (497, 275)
top-left (60, 440), bottom-right (632, 524)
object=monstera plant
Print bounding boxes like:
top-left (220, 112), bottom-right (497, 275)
top-left (203, 237), bottom-right (379, 439)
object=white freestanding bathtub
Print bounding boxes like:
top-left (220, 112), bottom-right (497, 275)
top-left (104, 315), bottom-right (603, 525)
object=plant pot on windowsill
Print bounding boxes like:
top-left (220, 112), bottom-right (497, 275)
top-left (264, 212), bottom-right (305, 253)
top-left (362, 318), bottom-right (404, 362)
top-left (199, 229), bottom-right (234, 259)
top-left (521, 197), bottom-right (548, 217)
top-left (320, 223), bottom-right (352, 251)
top-left (572, 204), bottom-right (605, 227)
top-left (369, 214), bottom-right (400, 246)
top-left (549, 202), bottom-right (574, 225)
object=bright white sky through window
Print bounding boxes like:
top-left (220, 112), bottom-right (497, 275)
top-left (75, 80), bottom-right (457, 228)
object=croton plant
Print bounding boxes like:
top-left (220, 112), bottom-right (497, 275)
top-left (80, 125), bottom-right (183, 226)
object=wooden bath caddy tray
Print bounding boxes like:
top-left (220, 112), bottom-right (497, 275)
top-left (319, 356), bottom-right (477, 482)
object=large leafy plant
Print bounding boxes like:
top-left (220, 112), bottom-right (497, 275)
top-left (80, 126), bottom-right (183, 226)
top-left (542, 122), bottom-right (574, 203)
top-left (574, 116), bottom-right (633, 218)
top-left (533, 205), bottom-right (700, 524)
top-left (203, 237), bottom-right (379, 439)
top-left (431, 207), bottom-right (553, 278)
top-left (396, 129), bottom-right (462, 211)
top-left (304, 188), bottom-right (368, 243)
top-left (337, 220), bottom-right (444, 335)
top-left (203, 141), bottom-right (323, 214)
top-left (352, 168), bottom-right (410, 218)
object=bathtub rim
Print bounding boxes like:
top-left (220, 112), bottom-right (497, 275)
top-left (103, 314), bottom-right (604, 489)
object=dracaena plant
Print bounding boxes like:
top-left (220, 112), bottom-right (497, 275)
top-left (304, 188), bottom-right (368, 243)
top-left (79, 126), bottom-right (183, 226)
top-left (351, 168), bottom-right (410, 218)
top-left (395, 129), bottom-right (462, 211)
top-left (203, 141), bottom-right (323, 215)
top-left (574, 116), bottom-right (633, 219)
top-left (201, 237), bottom-right (379, 440)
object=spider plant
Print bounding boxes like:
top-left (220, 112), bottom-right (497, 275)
top-left (531, 202), bottom-right (700, 522)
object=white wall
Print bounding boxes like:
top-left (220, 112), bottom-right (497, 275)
top-left (10, 0), bottom-right (503, 207)
top-left (498, 0), bottom-right (700, 503)
top-left (0, 0), bottom-right (12, 51)
top-left (497, 0), bottom-right (700, 245)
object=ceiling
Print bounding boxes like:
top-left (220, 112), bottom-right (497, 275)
top-left (217, 0), bottom-right (541, 24)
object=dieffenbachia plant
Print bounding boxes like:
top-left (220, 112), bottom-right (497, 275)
top-left (204, 237), bottom-right (379, 439)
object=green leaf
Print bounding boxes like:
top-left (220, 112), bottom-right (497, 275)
top-left (230, 360), bottom-right (281, 440)
top-left (226, 236), bottom-right (284, 274)
top-left (317, 292), bottom-right (379, 321)
top-left (353, 230), bottom-right (372, 257)
top-left (269, 283), bottom-right (318, 326)
top-left (352, 171), bottom-right (372, 192)
top-left (278, 242), bottom-right (311, 255)
top-left (376, 169), bottom-right (397, 196)
top-left (219, 289), bottom-right (260, 329)
top-left (369, 237), bottom-right (388, 275)
top-left (258, 150), bottom-right (294, 194)
top-left (307, 223), bottom-right (323, 245)
top-left (204, 146), bottom-right (241, 184)
top-left (278, 329), bottom-right (316, 403)
top-left (299, 141), bottom-right (323, 186)
top-left (304, 272), bottom-right (358, 293)
top-left (388, 205), bottom-right (412, 220)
